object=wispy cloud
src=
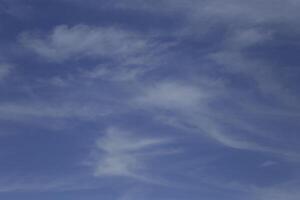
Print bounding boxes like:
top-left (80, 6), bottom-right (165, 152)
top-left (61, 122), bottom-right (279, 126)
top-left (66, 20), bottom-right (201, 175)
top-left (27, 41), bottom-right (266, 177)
top-left (19, 25), bottom-right (152, 62)
top-left (91, 127), bottom-right (177, 183)
top-left (133, 79), bottom-right (300, 161)
top-left (135, 81), bottom-right (210, 110)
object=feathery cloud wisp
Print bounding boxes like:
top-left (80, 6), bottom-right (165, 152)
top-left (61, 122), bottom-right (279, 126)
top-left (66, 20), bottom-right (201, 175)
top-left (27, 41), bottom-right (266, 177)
top-left (92, 127), bottom-right (176, 182)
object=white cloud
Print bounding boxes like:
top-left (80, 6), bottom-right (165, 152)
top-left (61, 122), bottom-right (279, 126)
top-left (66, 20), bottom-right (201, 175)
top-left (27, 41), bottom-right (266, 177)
top-left (135, 81), bottom-right (210, 110)
top-left (20, 25), bottom-right (151, 62)
top-left (134, 81), bottom-right (244, 148)
top-left (133, 81), bottom-right (255, 151)
top-left (92, 127), bottom-right (175, 182)
top-left (132, 79), bottom-right (300, 161)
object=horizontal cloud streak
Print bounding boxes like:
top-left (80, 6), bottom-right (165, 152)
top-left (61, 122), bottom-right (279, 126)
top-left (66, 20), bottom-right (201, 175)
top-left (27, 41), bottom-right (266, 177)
top-left (19, 25), bottom-right (152, 62)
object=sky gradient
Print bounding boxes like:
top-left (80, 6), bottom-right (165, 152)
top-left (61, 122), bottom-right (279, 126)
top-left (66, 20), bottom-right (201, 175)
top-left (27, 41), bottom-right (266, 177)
top-left (0, 0), bottom-right (300, 199)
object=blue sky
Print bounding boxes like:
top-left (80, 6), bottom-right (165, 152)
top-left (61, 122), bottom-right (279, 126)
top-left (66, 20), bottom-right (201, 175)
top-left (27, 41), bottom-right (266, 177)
top-left (0, 0), bottom-right (300, 199)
